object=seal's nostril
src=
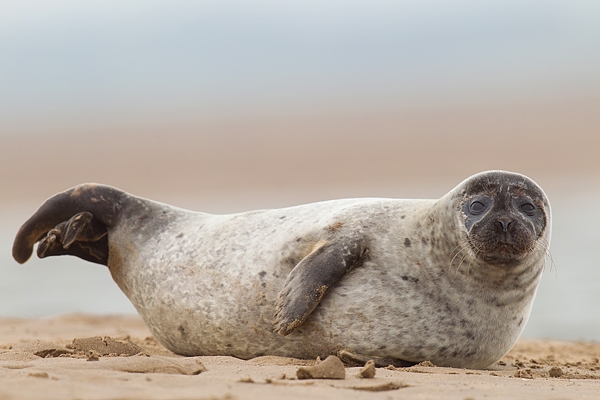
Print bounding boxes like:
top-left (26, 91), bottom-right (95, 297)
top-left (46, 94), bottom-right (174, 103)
top-left (496, 218), bottom-right (513, 231)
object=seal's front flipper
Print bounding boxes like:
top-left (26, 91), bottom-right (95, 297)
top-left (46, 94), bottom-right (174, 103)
top-left (274, 236), bottom-right (368, 335)
top-left (338, 349), bottom-right (416, 368)
top-left (37, 211), bottom-right (109, 265)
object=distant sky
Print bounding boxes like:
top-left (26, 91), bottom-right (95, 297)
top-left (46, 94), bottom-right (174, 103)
top-left (2, 1), bottom-right (600, 134)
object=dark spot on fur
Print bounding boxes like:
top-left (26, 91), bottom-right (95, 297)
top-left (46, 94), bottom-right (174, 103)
top-left (280, 215), bottom-right (286, 219)
top-left (465, 331), bottom-right (475, 340)
top-left (404, 238), bottom-right (411, 247)
top-left (178, 325), bottom-right (186, 338)
top-left (517, 317), bottom-right (524, 327)
top-left (258, 271), bottom-right (267, 278)
top-left (176, 233), bottom-right (184, 238)
top-left (226, 344), bottom-right (232, 348)
top-left (261, 282), bottom-right (266, 288)
top-left (378, 345), bottom-right (387, 350)
top-left (490, 297), bottom-right (506, 307)
top-left (401, 275), bottom-right (419, 283)
top-left (401, 215), bottom-right (406, 219)
top-left (421, 237), bottom-right (428, 245)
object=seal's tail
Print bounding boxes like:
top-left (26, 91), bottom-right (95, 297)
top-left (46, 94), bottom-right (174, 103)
top-left (12, 184), bottom-right (126, 266)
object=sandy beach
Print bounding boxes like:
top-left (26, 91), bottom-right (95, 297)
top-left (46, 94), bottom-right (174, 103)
top-left (0, 314), bottom-right (598, 400)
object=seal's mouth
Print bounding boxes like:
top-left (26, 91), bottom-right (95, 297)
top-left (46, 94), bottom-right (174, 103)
top-left (465, 229), bottom-right (535, 266)
top-left (477, 243), bottom-right (529, 267)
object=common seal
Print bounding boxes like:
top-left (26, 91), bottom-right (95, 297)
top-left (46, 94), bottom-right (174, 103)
top-left (12, 170), bottom-right (551, 369)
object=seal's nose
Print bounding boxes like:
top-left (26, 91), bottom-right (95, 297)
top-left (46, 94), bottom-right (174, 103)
top-left (496, 218), bottom-right (513, 232)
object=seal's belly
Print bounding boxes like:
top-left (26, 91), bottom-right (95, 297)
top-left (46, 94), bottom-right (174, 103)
top-left (108, 198), bottom-right (535, 369)
top-left (118, 231), bottom-right (526, 368)
top-left (298, 264), bottom-right (527, 369)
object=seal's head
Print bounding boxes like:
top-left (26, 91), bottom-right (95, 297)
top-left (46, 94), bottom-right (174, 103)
top-left (454, 170), bottom-right (551, 268)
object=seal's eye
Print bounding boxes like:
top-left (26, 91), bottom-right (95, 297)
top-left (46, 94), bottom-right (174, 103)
top-left (521, 203), bottom-right (536, 216)
top-left (469, 201), bottom-right (486, 215)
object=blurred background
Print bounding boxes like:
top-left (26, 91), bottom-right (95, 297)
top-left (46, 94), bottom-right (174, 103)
top-left (1, 1), bottom-right (599, 340)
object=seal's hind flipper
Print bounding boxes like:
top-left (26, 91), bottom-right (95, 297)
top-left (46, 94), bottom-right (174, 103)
top-left (274, 237), bottom-right (368, 335)
top-left (13, 183), bottom-right (126, 266)
top-left (37, 211), bottom-right (109, 265)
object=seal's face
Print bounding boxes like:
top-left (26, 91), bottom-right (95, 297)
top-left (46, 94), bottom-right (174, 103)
top-left (460, 172), bottom-right (549, 267)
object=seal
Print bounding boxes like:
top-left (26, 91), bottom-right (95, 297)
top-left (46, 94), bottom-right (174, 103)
top-left (12, 170), bottom-right (551, 369)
